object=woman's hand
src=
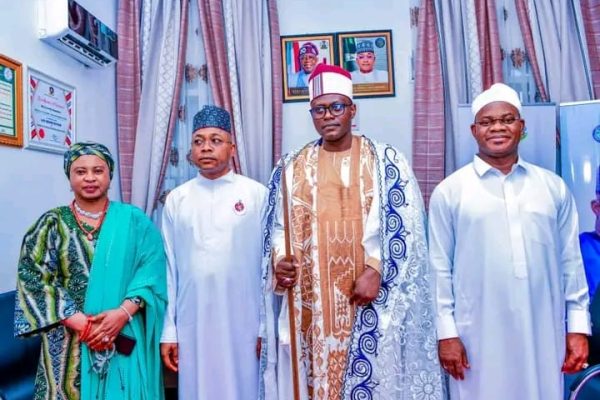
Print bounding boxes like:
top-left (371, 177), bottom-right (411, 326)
top-left (85, 308), bottom-right (130, 351)
top-left (63, 312), bottom-right (88, 333)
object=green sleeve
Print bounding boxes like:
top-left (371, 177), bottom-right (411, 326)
top-left (14, 211), bottom-right (78, 337)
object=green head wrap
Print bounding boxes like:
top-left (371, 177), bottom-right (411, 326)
top-left (63, 142), bottom-right (115, 179)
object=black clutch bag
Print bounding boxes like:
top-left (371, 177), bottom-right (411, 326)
top-left (114, 333), bottom-right (136, 356)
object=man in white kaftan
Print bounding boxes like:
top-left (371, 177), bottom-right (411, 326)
top-left (350, 69), bottom-right (388, 84)
top-left (428, 83), bottom-right (590, 400)
top-left (161, 105), bottom-right (267, 400)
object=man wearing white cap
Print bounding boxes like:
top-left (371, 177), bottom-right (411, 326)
top-left (428, 83), bottom-right (590, 400)
top-left (259, 64), bottom-right (443, 399)
top-left (350, 40), bottom-right (388, 84)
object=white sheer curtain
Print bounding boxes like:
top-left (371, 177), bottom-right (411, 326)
top-left (154, 1), bottom-right (212, 222)
top-left (430, 0), bottom-right (488, 173)
top-left (433, 0), bottom-right (479, 173)
top-left (131, 0), bottom-right (182, 213)
top-left (528, 0), bottom-right (595, 102)
top-left (224, 0), bottom-right (274, 184)
top-left (495, 0), bottom-right (538, 102)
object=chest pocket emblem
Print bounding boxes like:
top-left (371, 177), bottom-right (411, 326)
top-left (234, 199), bottom-right (246, 216)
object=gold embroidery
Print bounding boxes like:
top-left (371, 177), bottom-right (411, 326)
top-left (290, 136), bottom-right (374, 399)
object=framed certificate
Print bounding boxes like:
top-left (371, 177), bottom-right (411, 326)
top-left (0, 54), bottom-right (23, 148)
top-left (26, 68), bottom-right (76, 154)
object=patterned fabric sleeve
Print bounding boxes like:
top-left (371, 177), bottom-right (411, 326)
top-left (14, 210), bottom-right (78, 337)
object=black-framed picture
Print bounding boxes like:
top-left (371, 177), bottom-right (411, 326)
top-left (337, 30), bottom-right (395, 98)
top-left (281, 33), bottom-right (336, 102)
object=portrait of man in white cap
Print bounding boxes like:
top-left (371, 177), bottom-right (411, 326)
top-left (428, 83), bottom-right (590, 400)
top-left (350, 40), bottom-right (388, 84)
top-left (259, 64), bottom-right (443, 399)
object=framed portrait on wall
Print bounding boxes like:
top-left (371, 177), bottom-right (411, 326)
top-left (281, 33), bottom-right (336, 102)
top-left (26, 68), bottom-right (76, 154)
top-left (0, 54), bottom-right (23, 148)
top-left (337, 30), bottom-right (395, 98)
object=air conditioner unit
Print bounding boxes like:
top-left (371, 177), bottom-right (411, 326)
top-left (37, 0), bottom-right (118, 68)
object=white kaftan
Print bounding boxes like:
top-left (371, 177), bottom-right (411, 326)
top-left (428, 156), bottom-right (590, 400)
top-left (350, 69), bottom-right (388, 84)
top-left (161, 171), bottom-right (267, 400)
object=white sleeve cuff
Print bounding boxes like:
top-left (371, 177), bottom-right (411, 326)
top-left (436, 315), bottom-right (459, 340)
top-left (160, 325), bottom-right (178, 343)
top-left (567, 309), bottom-right (591, 335)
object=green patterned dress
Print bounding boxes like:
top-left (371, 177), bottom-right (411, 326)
top-left (14, 206), bottom-right (102, 400)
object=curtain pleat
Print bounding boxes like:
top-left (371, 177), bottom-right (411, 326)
top-left (412, 0), bottom-right (445, 206)
top-left (514, 0), bottom-right (549, 101)
top-left (581, 0), bottom-right (600, 98)
top-left (116, 0), bottom-right (141, 203)
top-left (474, 0), bottom-right (503, 88)
top-left (197, 0), bottom-right (241, 173)
top-left (268, 0), bottom-right (283, 165)
top-left (153, 0), bottom-right (190, 208)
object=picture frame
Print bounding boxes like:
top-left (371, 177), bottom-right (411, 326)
top-left (337, 30), bottom-right (395, 98)
top-left (281, 33), bottom-right (336, 102)
top-left (26, 68), bottom-right (76, 154)
top-left (0, 54), bottom-right (23, 148)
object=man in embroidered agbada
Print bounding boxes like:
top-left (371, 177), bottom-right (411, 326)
top-left (160, 105), bottom-right (267, 400)
top-left (428, 83), bottom-right (591, 400)
top-left (14, 142), bottom-right (167, 399)
top-left (259, 64), bottom-right (443, 400)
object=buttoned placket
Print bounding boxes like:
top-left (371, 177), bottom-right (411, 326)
top-left (209, 180), bottom-right (216, 229)
top-left (500, 170), bottom-right (528, 279)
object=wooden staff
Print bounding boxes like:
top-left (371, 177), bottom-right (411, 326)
top-left (280, 160), bottom-right (300, 400)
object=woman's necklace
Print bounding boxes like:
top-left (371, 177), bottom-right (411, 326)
top-left (74, 201), bottom-right (104, 219)
top-left (70, 199), bottom-right (109, 241)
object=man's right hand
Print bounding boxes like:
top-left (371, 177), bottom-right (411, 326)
top-left (161, 342), bottom-right (179, 372)
top-left (438, 337), bottom-right (470, 380)
top-left (275, 256), bottom-right (299, 289)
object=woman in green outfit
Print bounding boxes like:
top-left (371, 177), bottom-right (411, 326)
top-left (14, 142), bottom-right (167, 400)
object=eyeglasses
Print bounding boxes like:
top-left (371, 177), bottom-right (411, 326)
top-left (475, 116), bottom-right (519, 127)
top-left (309, 102), bottom-right (352, 119)
top-left (193, 137), bottom-right (232, 148)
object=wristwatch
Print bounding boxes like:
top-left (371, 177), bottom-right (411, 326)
top-left (127, 296), bottom-right (144, 308)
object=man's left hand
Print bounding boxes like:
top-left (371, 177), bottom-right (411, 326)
top-left (350, 267), bottom-right (381, 306)
top-left (562, 332), bottom-right (589, 374)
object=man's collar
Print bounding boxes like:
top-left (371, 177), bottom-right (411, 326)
top-left (197, 169), bottom-right (235, 183)
top-left (473, 155), bottom-right (528, 177)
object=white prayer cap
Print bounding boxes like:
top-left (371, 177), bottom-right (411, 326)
top-left (471, 83), bottom-right (522, 116)
top-left (308, 64), bottom-right (353, 102)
